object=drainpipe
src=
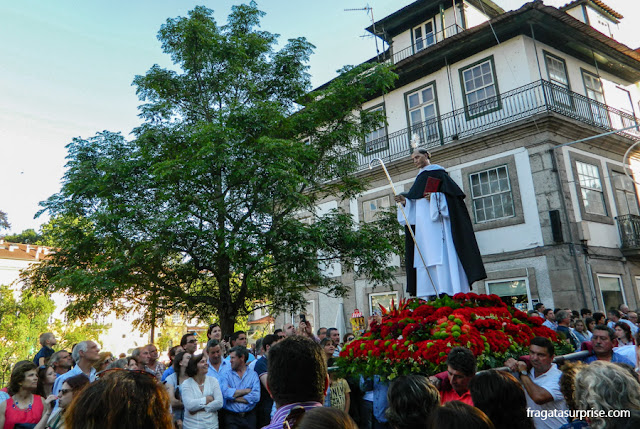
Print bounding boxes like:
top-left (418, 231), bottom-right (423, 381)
top-left (440, 3), bottom-right (446, 39)
top-left (550, 147), bottom-right (592, 309)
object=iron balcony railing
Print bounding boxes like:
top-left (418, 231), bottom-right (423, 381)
top-left (392, 24), bottom-right (465, 64)
top-left (355, 80), bottom-right (640, 171)
top-left (616, 214), bottom-right (640, 249)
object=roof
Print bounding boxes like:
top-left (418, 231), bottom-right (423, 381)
top-left (366, 0), bottom-right (505, 42)
top-left (0, 240), bottom-right (53, 261)
top-left (248, 315), bottom-right (274, 325)
top-left (392, 1), bottom-right (640, 84)
top-left (560, 0), bottom-right (623, 20)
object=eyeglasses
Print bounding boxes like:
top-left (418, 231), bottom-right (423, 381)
top-left (278, 335), bottom-right (285, 339)
top-left (187, 339), bottom-right (198, 344)
top-left (283, 406), bottom-right (306, 429)
top-left (58, 388), bottom-right (72, 396)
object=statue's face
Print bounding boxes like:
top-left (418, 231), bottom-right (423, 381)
top-left (411, 151), bottom-right (429, 168)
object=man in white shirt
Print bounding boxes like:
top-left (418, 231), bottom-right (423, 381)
top-left (505, 337), bottom-right (567, 429)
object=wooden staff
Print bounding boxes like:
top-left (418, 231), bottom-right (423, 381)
top-left (369, 157), bottom-right (439, 296)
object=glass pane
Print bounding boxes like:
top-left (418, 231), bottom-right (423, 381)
top-left (423, 105), bottom-right (435, 120)
top-left (421, 88), bottom-right (433, 103)
top-left (488, 279), bottom-right (527, 296)
top-left (599, 276), bottom-right (621, 292)
top-left (408, 93), bottom-right (419, 109)
top-left (370, 292), bottom-right (398, 314)
top-left (410, 110), bottom-right (422, 125)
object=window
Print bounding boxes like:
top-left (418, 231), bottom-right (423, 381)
top-left (460, 58), bottom-right (500, 118)
top-left (611, 171), bottom-right (639, 216)
top-left (469, 165), bottom-right (514, 223)
top-left (362, 196), bottom-right (390, 223)
top-left (576, 161), bottom-right (607, 216)
top-left (544, 52), bottom-right (572, 108)
top-left (406, 84), bottom-right (439, 144)
top-left (369, 291), bottom-right (398, 316)
top-left (486, 278), bottom-right (530, 311)
top-left (597, 275), bottom-right (625, 312)
top-left (172, 313), bottom-right (181, 325)
top-left (413, 20), bottom-right (435, 52)
top-left (364, 106), bottom-right (387, 153)
top-left (582, 70), bottom-right (609, 127)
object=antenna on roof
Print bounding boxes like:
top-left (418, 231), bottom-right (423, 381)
top-left (344, 4), bottom-right (383, 61)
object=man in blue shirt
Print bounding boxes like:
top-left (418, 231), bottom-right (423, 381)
top-left (359, 375), bottom-right (389, 429)
top-left (224, 331), bottom-right (256, 364)
top-left (221, 346), bottom-right (260, 429)
top-left (584, 325), bottom-right (636, 366)
top-left (206, 339), bottom-right (230, 389)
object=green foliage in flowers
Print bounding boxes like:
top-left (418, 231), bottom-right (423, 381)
top-left (336, 293), bottom-right (572, 380)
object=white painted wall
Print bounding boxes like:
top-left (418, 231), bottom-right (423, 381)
top-left (451, 148), bottom-right (545, 254)
top-left (484, 256), bottom-right (554, 308)
top-left (585, 6), bottom-right (617, 39)
top-left (562, 146), bottom-right (624, 248)
top-left (530, 40), bottom-right (639, 113)
top-left (563, 5), bottom-right (587, 24)
top-left (463, 1), bottom-right (491, 28)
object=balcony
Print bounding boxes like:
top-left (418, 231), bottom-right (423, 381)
top-left (355, 80), bottom-right (640, 171)
top-left (616, 214), bottom-right (640, 259)
top-left (392, 24), bottom-right (464, 64)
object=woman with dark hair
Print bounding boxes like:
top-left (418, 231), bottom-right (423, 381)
top-left (207, 323), bottom-right (229, 356)
top-left (165, 351), bottom-right (191, 427)
top-left (386, 374), bottom-right (440, 429)
top-left (426, 401), bottom-right (495, 429)
top-left (342, 333), bottom-right (355, 344)
top-left (0, 361), bottom-right (50, 429)
top-left (615, 322), bottom-right (635, 346)
top-left (35, 365), bottom-right (56, 398)
top-left (65, 369), bottom-right (173, 429)
top-left (585, 317), bottom-right (596, 334)
top-left (469, 370), bottom-right (534, 429)
top-left (126, 355), bottom-right (139, 370)
top-left (46, 374), bottom-right (90, 429)
top-left (293, 407), bottom-right (358, 429)
top-left (181, 353), bottom-right (223, 429)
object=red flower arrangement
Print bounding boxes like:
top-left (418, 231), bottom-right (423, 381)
top-left (336, 293), bottom-right (571, 380)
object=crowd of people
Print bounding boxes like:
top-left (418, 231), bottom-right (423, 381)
top-left (2, 304), bottom-right (640, 429)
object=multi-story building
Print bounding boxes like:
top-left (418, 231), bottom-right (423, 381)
top-left (275, 0), bottom-right (640, 333)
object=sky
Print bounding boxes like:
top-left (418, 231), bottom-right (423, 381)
top-left (1, 0), bottom-right (638, 235)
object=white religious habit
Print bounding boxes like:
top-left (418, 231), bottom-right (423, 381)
top-left (398, 164), bottom-right (470, 298)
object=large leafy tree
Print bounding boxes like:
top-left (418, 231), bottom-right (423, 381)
top-left (23, 3), bottom-right (401, 333)
top-left (0, 285), bottom-right (103, 385)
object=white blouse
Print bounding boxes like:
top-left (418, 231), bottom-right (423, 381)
top-left (181, 376), bottom-right (224, 429)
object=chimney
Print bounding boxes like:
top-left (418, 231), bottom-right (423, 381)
top-left (26, 245), bottom-right (31, 253)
